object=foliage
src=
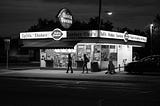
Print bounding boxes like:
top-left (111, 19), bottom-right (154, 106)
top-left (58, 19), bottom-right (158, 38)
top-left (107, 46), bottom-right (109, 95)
top-left (142, 14), bottom-right (160, 56)
top-left (27, 16), bottom-right (114, 31)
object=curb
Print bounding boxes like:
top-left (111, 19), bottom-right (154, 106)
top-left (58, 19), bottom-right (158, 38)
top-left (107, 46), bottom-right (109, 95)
top-left (0, 74), bottom-right (149, 84)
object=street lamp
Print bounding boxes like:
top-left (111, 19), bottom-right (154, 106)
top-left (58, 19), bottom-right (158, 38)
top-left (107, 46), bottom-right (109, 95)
top-left (105, 11), bottom-right (112, 16)
top-left (150, 23), bottom-right (154, 55)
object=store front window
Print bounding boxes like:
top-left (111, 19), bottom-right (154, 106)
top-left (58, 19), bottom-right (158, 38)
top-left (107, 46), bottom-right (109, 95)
top-left (109, 45), bottom-right (118, 66)
top-left (76, 44), bottom-right (92, 68)
top-left (77, 45), bottom-right (85, 61)
top-left (93, 45), bottom-right (101, 61)
top-left (99, 44), bottom-right (118, 69)
top-left (40, 44), bottom-right (118, 69)
top-left (101, 45), bottom-right (109, 61)
top-left (40, 49), bottom-right (76, 68)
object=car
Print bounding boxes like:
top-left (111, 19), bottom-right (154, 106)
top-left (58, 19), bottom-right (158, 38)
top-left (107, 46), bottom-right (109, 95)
top-left (124, 55), bottom-right (160, 74)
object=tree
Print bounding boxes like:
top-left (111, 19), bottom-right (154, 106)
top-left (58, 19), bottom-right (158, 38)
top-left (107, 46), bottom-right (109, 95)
top-left (141, 14), bottom-right (160, 56)
top-left (27, 16), bottom-right (114, 31)
top-left (152, 14), bottom-right (160, 55)
top-left (87, 16), bottom-right (113, 31)
top-left (116, 27), bottom-right (134, 34)
top-left (27, 18), bottom-right (63, 32)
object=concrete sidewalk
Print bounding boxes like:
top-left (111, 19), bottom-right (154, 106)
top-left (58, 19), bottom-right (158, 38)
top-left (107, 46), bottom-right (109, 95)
top-left (1, 68), bottom-right (160, 83)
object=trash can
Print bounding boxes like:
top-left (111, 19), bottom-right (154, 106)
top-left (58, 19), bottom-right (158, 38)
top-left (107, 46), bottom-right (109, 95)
top-left (46, 60), bottom-right (53, 68)
top-left (91, 62), bottom-right (99, 72)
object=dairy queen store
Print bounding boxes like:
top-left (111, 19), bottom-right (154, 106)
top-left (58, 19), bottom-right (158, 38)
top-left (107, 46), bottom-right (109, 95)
top-left (20, 8), bottom-right (147, 72)
top-left (20, 29), bottom-right (147, 72)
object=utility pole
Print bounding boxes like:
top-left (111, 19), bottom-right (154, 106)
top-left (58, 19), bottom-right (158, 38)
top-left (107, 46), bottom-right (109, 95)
top-left (4, 38), bottom-right (10, 69)
top-left (98, 0), bottom-right (102, 37)
top-left (150, 24), bottom-right (154, 55)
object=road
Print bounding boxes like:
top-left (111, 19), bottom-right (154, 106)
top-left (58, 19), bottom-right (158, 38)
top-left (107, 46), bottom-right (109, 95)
top-left (0, 76), bottom-right (160, 106)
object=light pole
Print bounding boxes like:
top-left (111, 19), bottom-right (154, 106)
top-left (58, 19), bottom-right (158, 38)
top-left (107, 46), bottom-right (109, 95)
top-left (4, 38), bottom-right (10, 69)
top-left (98, 0), bottom-right (102, 37)
top-left (150, 23), bottom-right (154, 55)
top-left (98, 0), bottom-right (112, 37)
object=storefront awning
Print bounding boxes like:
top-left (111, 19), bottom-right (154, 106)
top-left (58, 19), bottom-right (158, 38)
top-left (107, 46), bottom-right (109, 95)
top-left (22, 39), bottom-right (77, 49)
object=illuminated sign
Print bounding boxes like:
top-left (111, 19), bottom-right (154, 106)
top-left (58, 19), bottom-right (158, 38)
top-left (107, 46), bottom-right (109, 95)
top-left (20, 30), bottom-right (147, 43)
top-left (90, 30), bottom-right (147, 43)
top-left (67, 30), bottom-right (91, 38)
top-left (57, 8), bottom-right (73, 29)
top-left (20, 30), bottom-right (66, 40)
top-left (124, 31), bottom-right (129, 42)
top-left (67, 30), bottom-right (147, 42)
top-left (51, 28), bottom-right (63, 40)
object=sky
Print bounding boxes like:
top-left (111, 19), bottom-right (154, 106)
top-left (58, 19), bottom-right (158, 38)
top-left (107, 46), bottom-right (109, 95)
top-left (0, 0), bottom-right (160, 37)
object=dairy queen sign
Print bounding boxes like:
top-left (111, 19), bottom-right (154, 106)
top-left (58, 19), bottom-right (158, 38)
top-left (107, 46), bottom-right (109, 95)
top-left (57, 8), bottom-right (73, 29)
top-left (51, 28), bottom-right (64, 40)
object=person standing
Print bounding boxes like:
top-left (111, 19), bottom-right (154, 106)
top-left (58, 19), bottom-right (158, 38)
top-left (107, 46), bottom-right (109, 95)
top-left (82, 54), bottom-right (89, 73)
top-left (66, 54), bottom-right (73, 73)
top-left (105, 60), bottom-right (115, 74)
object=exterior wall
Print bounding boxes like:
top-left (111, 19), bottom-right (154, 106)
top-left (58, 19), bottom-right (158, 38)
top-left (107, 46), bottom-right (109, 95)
top-left (117, 45), bottom-right (132, 68)
top-left (40, 49), bottom-right (46, 68)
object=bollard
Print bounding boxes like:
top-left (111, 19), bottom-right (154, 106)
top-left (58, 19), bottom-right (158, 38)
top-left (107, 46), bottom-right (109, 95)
top-left (119, 64), bottom-right (121, 72)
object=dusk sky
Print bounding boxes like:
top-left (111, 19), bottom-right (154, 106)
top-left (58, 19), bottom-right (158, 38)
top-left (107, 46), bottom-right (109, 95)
top-left (0, 0), bottom-right (160, 37)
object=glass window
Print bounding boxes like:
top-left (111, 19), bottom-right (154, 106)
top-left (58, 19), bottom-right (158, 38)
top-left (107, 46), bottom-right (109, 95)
top-left (93, 45), bottom-right (101, 61)
top-left (77, 45), bottom-right (85, 61)
top-left (86, 45), bottom-right (91, 61)
top-left (101, 45), bottom-right (109, 61)
top-left (109, 45), bottom-right (117, 61)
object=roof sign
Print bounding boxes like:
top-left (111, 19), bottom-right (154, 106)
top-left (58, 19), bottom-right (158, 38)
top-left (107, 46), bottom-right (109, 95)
top-left (57, 8), bottom-right (73, 29)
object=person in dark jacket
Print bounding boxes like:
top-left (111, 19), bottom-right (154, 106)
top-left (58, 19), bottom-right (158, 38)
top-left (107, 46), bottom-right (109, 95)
top-left (66, 54), bottom-right (73, 73)
top-left (82, 54), bottom-right (89, 73)
top-left (105, 60), bottom-right (115, 74)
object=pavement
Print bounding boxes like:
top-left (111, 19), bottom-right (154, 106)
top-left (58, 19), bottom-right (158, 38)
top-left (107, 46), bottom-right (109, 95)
top-left (1, 67), bottom-right (160, 83)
